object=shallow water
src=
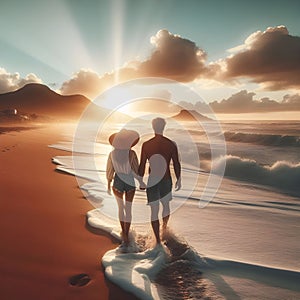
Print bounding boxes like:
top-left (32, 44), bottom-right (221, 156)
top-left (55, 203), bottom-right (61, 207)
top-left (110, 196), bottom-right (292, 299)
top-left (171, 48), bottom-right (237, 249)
top-left (51, 120), bottom-right (300, 299)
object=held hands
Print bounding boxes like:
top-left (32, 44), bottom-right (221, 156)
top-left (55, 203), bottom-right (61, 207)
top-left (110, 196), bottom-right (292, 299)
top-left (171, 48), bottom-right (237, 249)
top-left (139, 179), bottom-right (181, 191)
top-left (139, 181), bottom-right (147, 190)
top-left (175, 178), bottom-right (182, 191)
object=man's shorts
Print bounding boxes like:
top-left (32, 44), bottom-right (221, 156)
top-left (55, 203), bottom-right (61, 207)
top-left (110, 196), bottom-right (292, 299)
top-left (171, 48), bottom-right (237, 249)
top-left (146, 178), bottom-right (172, 205)
top-left (113, 173), bottom-right (135, 193)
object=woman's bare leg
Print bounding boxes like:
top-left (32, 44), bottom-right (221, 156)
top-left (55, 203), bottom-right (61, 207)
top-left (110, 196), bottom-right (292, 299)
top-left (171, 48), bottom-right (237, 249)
top-left (124, 189), bottom-right (135, 244)
top-left (113, 189), bottom-right (126, 242)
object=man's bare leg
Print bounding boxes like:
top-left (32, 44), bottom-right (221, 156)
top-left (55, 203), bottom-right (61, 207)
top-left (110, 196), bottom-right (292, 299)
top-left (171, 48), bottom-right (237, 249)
top-left (162, 200), bottom-right (170, 237)
top-left (150, 202), bottom-right (160, 244)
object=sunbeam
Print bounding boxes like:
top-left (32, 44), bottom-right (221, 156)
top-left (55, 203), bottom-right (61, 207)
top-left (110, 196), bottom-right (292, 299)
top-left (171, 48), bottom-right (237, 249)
top-left (111, 0), bottom-right (124, 84)
top-left (0, 0), bottom-right (93, 78)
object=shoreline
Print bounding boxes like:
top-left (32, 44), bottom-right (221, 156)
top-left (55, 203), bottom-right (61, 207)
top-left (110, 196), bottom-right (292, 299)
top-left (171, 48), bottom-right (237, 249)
top-left (0, 124), bottom-right (139, 300)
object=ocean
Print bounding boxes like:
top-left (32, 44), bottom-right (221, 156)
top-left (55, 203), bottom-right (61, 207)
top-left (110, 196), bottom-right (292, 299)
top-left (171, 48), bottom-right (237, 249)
top-left (50, 119), bottom-right (300, 299)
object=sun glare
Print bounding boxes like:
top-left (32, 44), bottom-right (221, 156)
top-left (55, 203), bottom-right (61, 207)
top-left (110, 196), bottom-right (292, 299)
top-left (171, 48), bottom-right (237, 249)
top-left (96, 85), bottom-right (133, 113)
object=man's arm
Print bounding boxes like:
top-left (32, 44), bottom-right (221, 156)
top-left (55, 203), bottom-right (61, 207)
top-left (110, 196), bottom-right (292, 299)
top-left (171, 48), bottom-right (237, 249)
top-left (138, 143), bottom-right (147, 177)
top-left (172, 143), bottom-right (181, 191)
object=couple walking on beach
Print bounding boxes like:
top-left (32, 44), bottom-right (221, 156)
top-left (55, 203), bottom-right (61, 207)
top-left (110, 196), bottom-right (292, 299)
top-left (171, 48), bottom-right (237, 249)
top-left (106, 118), bottom-right (181, 249)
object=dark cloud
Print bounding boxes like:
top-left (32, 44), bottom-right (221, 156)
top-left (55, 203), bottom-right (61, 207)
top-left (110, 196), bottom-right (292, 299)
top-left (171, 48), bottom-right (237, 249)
top-left (209, 90), bottom-right (300, 113)
top-left (212, 26), bottom-right (300, 90)
top-left (60, 26), bottom-right (300, 99)
top-left (139, 29), bottom-right (207, 81)
top-left (281, 94), bottom-right (300, 109)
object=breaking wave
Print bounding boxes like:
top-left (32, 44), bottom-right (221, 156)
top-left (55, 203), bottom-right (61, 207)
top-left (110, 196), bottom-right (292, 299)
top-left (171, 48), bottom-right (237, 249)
top-left (213, 155), bottom-right (300, 196)
top-left (224, 132), bottom-right (300, 147)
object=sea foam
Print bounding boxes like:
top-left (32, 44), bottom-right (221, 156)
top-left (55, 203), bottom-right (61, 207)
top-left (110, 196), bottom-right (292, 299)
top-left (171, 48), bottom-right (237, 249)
top-left (102, 245), bottom-right (167, 300)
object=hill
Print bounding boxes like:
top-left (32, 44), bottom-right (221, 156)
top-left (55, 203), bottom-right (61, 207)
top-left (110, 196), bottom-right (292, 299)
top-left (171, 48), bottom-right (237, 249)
top-left (0, 84), bottom-right (93, 121)
top-left (0, 83), bottom-right (132, 123)
top-left (171, 109), bottom-right (212, 121)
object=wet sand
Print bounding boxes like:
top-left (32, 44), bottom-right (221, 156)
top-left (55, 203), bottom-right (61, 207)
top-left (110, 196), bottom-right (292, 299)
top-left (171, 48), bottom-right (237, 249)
top-left (0, 124), bottom-right (139, 300)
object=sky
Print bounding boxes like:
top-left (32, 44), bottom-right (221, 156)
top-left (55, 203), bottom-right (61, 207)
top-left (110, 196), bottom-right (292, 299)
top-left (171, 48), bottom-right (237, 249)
top-left (1, 0), bottom-right (300, 118)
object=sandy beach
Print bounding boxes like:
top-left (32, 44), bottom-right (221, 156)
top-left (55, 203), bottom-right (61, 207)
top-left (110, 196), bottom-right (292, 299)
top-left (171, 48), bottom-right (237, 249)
top-left (0, 125), bottom-right (139, 300)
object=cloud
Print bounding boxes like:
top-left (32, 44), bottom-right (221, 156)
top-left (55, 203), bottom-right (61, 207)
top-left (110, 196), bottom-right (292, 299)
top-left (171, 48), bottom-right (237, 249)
top-left (139, 29), bottom-right (207, 81)
top-left (59, 67), bottom-right (141, 99)
top-left (210, 26), bottom-right (300, 90)
top-left (0, 68), bottom-right (42, 94)
top-left (282, 93), bottom-right (300, 106)
top-left (209, 90), bottom-right (300, 113)
top-left (60, 30), bottom-right (208, 98)
top-left (59, 69), bottom-right (109, 99)
top-left (178, 100), bottom-right (210, 113)
top-left (60, 26), bottom-right (300, 99)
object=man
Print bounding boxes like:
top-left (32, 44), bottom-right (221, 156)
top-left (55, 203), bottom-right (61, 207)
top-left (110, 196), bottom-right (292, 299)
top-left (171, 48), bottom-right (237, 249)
top-left (139, 117), bottom-right (181, 245)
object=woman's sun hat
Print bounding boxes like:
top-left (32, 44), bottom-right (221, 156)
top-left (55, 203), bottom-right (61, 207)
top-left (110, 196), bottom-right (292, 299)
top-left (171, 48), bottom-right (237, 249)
top-left (109, 129), bottom-right (140, 149)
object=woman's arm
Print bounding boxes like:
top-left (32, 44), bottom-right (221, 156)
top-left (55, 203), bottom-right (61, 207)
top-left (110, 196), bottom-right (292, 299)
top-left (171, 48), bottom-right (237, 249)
top-left (131, 150), bottom-right (146, 189)
top-left (106, 152), bottom-right (114, 195)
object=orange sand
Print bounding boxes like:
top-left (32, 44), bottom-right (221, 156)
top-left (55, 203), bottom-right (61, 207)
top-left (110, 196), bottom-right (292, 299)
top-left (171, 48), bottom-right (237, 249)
top-left (0, 125), bottom-right (139, 300)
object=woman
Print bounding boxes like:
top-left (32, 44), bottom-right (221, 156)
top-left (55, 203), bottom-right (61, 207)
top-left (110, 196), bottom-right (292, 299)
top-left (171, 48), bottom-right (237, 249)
top-left (106, 129), bottom-right (145, 248)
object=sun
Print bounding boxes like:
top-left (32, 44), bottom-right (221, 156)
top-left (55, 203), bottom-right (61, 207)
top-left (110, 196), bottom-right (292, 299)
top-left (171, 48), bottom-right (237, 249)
top-left (93, 85), bottom-right (135, 114)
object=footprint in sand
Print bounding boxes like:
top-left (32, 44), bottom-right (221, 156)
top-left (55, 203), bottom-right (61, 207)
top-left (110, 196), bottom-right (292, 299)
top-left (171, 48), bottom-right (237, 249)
top-left (68, 273), bottom-right (91, 287)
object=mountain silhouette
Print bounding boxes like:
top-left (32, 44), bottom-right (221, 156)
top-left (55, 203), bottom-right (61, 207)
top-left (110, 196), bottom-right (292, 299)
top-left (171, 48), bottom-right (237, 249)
top-left (171, 109), bottom-right (212, 121)
top-left (0, 83), bottom-right (101, 120)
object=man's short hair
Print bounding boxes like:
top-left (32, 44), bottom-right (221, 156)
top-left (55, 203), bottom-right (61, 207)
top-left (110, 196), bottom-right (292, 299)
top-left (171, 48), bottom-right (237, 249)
top-left (152, 117), bottom-right (166, 134)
